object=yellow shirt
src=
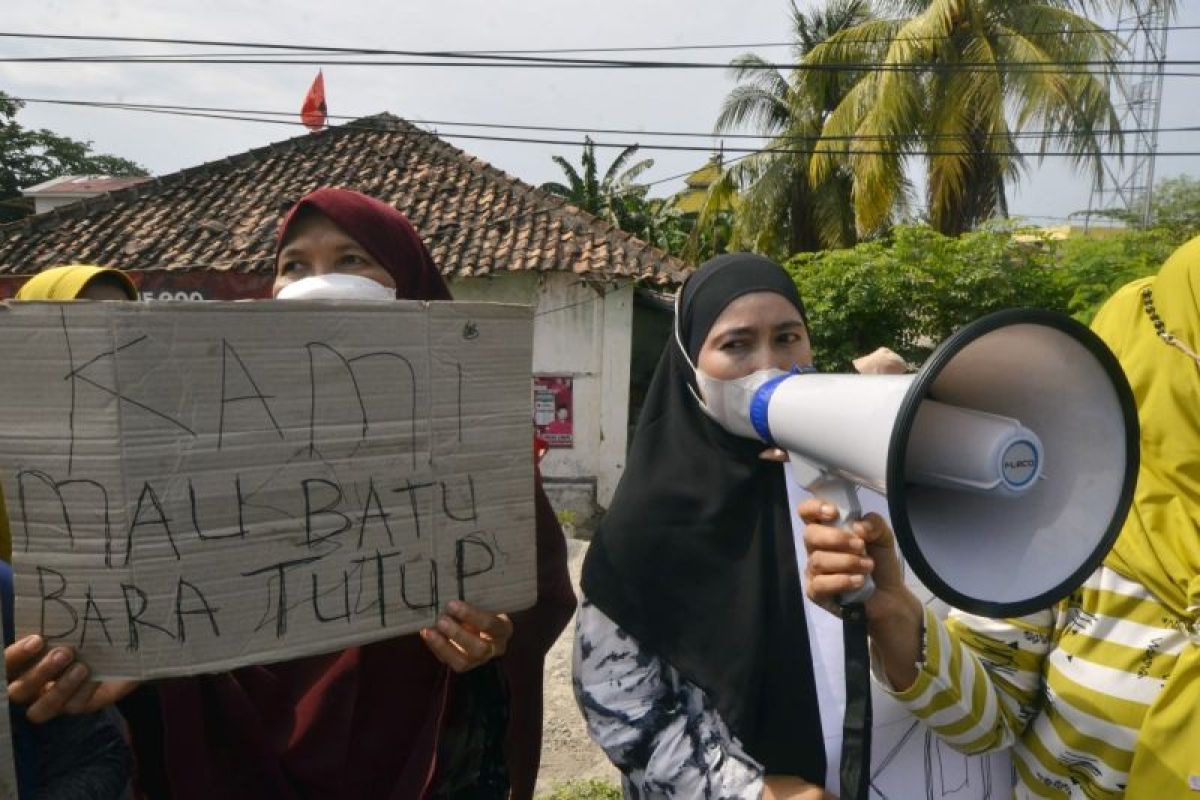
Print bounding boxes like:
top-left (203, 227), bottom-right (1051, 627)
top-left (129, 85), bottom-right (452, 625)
top-left (883, 565), bottom-right (1187, 798)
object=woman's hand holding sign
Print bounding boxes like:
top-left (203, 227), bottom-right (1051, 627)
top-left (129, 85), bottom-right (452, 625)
top-left (420, 600), bottom-right (513, 673)
top-left (5, 635), bottom-right (138, 723)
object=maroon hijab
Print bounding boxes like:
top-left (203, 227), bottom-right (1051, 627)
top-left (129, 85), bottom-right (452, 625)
top-left (275, 187), bottom-right (452, 301)
top-left (125, 188), bottom-right (574, 800)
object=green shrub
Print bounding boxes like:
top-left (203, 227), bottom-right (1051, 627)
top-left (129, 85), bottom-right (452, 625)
top-left (1051, 228), bottom-right (1174, 322)
top-left (784, 224), bottom-right (1187, 371)
top-left (537, 779), bottom-right (622, 800)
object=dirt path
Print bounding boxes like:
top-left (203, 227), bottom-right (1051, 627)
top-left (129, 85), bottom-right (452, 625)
top-left (534, 538), bottom-right (621, 796)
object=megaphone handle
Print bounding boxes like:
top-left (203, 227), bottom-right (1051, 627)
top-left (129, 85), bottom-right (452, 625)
top-left (806, 473), bottom-right (876, 606)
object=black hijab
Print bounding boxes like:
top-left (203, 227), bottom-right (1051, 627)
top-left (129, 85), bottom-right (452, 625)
top-left (581, 253), bottom-right (826, 783)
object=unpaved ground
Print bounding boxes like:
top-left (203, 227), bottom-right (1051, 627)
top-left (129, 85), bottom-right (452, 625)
top-left (534, 538), bottom-right (621, 796)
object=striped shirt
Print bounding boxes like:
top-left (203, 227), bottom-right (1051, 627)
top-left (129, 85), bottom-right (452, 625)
top-left (880, 565), bottom-right (1188, 799)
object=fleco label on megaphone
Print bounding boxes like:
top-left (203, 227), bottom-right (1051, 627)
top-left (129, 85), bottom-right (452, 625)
top-left (1001, 440), bottom-right (1041, 490)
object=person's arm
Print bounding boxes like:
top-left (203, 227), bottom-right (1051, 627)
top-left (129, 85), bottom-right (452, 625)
top-left (885, 606), bottom-right (1054, 754)
top-left (29, 708), bottom-right (131, 800)
top-left (574, 600), bottom-right (829, 799)
top-left (763, 776), bottom-right (834, 800)
top-left (800, 500), bottom-right (1053, 754)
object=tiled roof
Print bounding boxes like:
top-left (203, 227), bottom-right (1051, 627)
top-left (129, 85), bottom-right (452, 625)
top-left (0, 114), bottom-right (693, 285)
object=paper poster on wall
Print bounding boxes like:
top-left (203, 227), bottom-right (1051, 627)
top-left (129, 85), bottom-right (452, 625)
top-left (0, 300), bottom-right (537, 681)
top-left (533, 375), bottom-right (573, 448)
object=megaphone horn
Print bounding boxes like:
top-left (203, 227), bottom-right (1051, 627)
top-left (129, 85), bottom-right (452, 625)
top-left (721, 308), bottom-right (1139, 618)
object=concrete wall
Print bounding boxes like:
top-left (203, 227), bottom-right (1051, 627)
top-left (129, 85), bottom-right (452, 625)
top-left (449, 272), bottom-right (633, 510)
top-left (30, 196), bottom-right (80, 215)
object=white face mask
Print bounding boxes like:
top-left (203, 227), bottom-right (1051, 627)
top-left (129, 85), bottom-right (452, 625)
top-left (672, 288), bottom-right (815, 439)
top-left (694, 366), bottom-right (791, 439)
top-left (694, 364), bottom-right (819, 439)
top-left (275, 273), bottom-right (396, 302)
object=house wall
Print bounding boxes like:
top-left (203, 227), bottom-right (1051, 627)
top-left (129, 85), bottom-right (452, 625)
top-left (29, 197), bottom-right (80, 215)
top-left (449, 271), bottom-right (633, 511)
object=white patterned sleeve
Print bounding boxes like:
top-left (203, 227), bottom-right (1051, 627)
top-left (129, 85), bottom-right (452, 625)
top-left (572, 598), bottom-right (764, 800)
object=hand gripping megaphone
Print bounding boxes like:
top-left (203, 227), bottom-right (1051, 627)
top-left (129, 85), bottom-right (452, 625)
top-left (713, 309), bottom-right (1139, 617)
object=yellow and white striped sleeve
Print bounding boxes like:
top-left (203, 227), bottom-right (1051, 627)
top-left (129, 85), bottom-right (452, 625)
top-left (874, 605), bottom-right (1055, 755)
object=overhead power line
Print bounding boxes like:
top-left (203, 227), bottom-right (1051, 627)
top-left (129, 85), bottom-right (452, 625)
top-left (12, 96), bottom-right (1200, 143)
top-left (12, 97), bottom-right (1200, 159)
top-left (0, 30), bottom-right (1194, 76)
top-left (467, 24), bottom-right (1200, 54)
top-left (2, 25), bottom-right (1200, 55)
top-left (2, 54), bottom-right (1195, 78)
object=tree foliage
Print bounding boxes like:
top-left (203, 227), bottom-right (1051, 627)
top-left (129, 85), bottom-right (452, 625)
top-left (539, 139), bottom-right (733, 263)
top-left (1089, 174), bottom-right (1200, 242)
top-left (786, 223), bottom-right (1176, 371)
top-left (540, 137), bottom-right (655, 232)
top-left (711, 0), bottom-right (873, 258)
top-left (0, 92), bottom-right (148, 222)
top-left (804, 0), bottom-right (1128, 237)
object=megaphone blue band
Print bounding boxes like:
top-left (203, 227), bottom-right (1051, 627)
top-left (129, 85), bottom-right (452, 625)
top-left (750, 374), bottom-right (792, 446)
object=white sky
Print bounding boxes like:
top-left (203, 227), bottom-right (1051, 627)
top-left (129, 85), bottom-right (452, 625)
top-left (2, 0), bottom-right (1198, 226)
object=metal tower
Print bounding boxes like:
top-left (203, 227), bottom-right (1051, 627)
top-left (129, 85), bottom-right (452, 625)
top-left (1085, 2), bottom-right (1170, 228)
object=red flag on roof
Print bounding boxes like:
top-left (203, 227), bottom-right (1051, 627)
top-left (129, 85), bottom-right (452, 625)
top-left (300, 70), bottom-right (327, 131)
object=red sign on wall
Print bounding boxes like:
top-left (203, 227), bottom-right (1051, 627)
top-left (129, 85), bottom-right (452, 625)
top-left (533, 375), bottom-right (574, 448)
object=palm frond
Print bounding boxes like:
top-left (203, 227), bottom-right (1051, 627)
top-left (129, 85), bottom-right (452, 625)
top-left (714, 84), bottom-right (792, 136)
top-left (601, 144), bottom-right (644, 187)
top-left (548, 156), bottom-right (583, 195)
top-left (539, 181), bottom-right (573, 198)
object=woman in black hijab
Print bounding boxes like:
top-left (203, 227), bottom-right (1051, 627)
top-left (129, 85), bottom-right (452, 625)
top-left (574, 253), bottom-right (832, 800)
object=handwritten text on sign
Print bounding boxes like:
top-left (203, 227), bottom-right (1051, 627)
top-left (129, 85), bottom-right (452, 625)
top-left (0, 301), bottom-right (536, 679)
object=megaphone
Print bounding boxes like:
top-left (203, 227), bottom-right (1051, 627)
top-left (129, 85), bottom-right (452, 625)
top-left (714, 308), bottom-right (1139, 618)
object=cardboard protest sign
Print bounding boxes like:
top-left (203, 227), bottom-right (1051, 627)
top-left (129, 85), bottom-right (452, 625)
top-left (0, 301), bottom-right (536, 680)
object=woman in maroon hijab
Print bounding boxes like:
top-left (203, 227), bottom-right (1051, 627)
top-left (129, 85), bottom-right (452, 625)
top-left (9, 189), bottom-right (576, 799)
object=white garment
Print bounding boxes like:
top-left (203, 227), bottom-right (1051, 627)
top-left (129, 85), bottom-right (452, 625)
top-left (785, 463), bottom-right (1013, 798)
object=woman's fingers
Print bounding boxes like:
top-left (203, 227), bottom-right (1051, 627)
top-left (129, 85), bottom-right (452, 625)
top-left (4, 635), bottom-right (46, 683)
top-left (445, 602), bottom-right (512, 655)
top-left (24, 662), bottom-right (94, 724)
top-left (852, 513), bottom-right (893, 548)
top-left (420, 628), bottom-right (473, 673)
top-left (7, 644), bottom-right (75, 707)
top-left (6, 637), bottom-right (139, 723)
top-left (804, 521), bottom-right (866, 557)
top-left (758, 447), bottom-right (789, 462)
top-left (802, 499), bottom-right (889, 610)
top-left (90, 680), bottom-right (140, 710)
top-left (806, 571), bottom-right (868, 601)
top-left (807, 548), bottom-right (874, 578)
top-left (438, 614), bottom-right (493, 661)
top-left (796, 498), bottom-right (837, 525)
top-left (420, 602), bottom-right (513, 672)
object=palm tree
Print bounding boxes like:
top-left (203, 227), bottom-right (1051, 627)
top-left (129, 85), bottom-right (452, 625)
top-left (540, 137), bottom-right (656, 231)
top-left (805, 0), bottom-right (1136, 236)
top-left (712, 0), bottom-right (875, 257)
